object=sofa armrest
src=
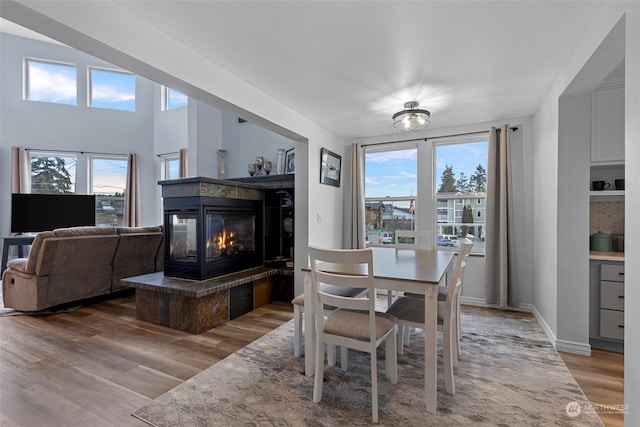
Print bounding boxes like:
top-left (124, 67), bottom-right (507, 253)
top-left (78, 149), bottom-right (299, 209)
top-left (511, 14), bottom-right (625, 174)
top-left (6, 258), bottom-right (28, 273)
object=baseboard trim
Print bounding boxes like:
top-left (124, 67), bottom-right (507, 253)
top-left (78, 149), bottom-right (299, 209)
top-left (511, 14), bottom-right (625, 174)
top-left (556, 339), bottom-right (592, 356)
top-left (459, 296), bottom-right (532, 313)
top-left (530, 305), bottom-right (557, 348)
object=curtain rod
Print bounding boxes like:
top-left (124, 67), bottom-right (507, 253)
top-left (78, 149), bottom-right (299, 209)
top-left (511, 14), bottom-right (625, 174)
top-left (361, 126), bottom-right (518, 147)
top-left (156, 151), bottom-right (179, 158)
top-left (25, 147), bottom-right (128, 156)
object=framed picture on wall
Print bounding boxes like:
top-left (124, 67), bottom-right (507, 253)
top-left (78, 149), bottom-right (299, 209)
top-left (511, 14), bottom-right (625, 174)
top-left (320, 147), bottom-right (341, 187)
top-left (285, 148), bottom-right (295, 174)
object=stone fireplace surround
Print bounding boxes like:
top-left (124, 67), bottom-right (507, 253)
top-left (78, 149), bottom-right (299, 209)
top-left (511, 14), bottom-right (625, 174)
top-left (122, 176), bottom-right (294, 334)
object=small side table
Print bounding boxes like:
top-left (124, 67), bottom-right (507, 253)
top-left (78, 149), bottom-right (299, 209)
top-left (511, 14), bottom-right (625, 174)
top-left (1, 235), bottom-right (35, 276)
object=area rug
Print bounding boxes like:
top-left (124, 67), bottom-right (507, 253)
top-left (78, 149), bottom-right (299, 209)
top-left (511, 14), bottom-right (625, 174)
top-left (132, 306), bottom-right (602, 426)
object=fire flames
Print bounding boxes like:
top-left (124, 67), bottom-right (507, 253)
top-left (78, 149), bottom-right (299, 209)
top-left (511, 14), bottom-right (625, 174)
top-left (207, 228), bottom-right (244, 257)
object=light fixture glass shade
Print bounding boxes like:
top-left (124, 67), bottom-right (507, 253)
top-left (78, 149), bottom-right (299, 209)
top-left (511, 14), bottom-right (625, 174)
top-left (392, 101), bottom-right (431, 131)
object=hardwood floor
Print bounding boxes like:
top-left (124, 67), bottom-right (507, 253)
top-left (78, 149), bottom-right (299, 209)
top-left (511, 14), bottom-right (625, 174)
top-left (0, 294), bottom-right (624, 426)
top-left (560, 349), bottom-right (625, 427)
top-left (0, 293), bottom-right (294, 427)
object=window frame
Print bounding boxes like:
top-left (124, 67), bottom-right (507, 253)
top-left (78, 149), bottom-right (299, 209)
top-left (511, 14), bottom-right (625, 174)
top-left (89, 154), bottom-right (128, 227)
top-left (363, 133), bottom-right (488, 252)
top-left (23, 58), bottom-right (78, 105)
top-left (161, 85), bottom-right (188, 111)
top-left (29, 151), bottom-right (78, 194)
top-left (88, 66), bottom-right (136, 111)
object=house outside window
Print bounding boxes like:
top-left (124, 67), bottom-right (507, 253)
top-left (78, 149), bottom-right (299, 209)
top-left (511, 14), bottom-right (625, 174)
top-left (90, 156), bottom-right (127, 227)
top-left (89, 67), bottom-right (135, 111)
top-left (364, 145), bottom-right (417, 246)
top-left (364, 134), bottom-right (488, 252)
top-left (434, 138), bottom-right (488, 250)
top-left (24, 59), bottom-right (77, 105)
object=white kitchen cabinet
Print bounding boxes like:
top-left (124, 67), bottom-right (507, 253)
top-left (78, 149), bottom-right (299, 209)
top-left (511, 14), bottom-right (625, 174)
top-left (591, 84), bottom-right (625, 164)
top-left (599, 263), bottom-right (624, 341)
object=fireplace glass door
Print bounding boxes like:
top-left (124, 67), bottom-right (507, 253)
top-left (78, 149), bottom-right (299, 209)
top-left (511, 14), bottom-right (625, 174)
top-left (205, 210), bottom-right (256, 261)
top-left (168, 211), bottom-right (198, 263)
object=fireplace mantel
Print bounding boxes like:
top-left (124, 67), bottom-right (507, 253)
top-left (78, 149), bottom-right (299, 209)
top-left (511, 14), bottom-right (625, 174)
top-left (159, 176), bottom-right (263, 201)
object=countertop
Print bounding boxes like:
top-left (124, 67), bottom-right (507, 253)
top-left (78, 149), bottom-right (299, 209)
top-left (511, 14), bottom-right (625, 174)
top-left (589, 251), bottom-right (624, 261)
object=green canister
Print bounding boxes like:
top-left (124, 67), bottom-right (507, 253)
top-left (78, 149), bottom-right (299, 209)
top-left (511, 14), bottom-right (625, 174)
top-left (590, 231), bottom-right (611, 252)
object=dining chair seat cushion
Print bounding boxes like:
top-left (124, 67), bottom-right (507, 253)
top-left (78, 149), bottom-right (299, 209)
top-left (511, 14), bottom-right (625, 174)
top-left (386, 296), bottom-right (446, 325)
top-left (324, 310), bottom-right (397, 341)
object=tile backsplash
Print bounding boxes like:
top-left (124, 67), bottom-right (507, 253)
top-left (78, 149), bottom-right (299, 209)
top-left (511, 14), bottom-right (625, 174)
top-left (590, 201), bottom-right (625, 235)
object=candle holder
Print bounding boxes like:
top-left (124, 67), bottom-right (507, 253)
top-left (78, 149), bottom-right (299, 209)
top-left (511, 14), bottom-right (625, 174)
top-left (264, 161), bottom-right (272, 175)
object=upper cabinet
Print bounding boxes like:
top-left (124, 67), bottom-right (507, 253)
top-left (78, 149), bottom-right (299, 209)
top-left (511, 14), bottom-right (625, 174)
top-left (591, 82), bottom-right (625, 164)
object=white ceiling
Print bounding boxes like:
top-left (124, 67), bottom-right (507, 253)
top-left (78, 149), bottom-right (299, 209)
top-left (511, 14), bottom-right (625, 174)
top-left (2, 1), bottom-right (605, 140)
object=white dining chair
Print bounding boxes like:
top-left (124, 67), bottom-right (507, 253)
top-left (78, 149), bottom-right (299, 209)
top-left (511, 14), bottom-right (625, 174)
top-left (387, 230), bottom-right (432, 306)
top-left (386, 237), bottom-right (474, 395)
top-left (308, 245), bottom-right (397, 424)
top-left (402, 234), bottom-right (475, 354)
top-left (291, 284), bottom-right (368, 358)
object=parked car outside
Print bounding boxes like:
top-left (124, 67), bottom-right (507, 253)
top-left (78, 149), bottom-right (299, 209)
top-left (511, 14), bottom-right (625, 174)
top-left (437, 234), bottom-right (461, 247)
top-left (380, 231), bottom-right (394, 244)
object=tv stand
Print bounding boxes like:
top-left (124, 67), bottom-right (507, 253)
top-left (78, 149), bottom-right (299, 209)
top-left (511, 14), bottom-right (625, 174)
top-left (1, 235), bottom-right (35, 276)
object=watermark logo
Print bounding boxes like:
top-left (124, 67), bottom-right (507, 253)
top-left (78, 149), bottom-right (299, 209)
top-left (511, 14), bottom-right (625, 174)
top-left (566, 401), bottom-right (581, 418)
top-left (566, 401), bottom-right (629, 418)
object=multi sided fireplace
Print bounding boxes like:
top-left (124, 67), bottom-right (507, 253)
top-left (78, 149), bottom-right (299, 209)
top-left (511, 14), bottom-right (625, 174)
top-left (161, 178), bottom-right (264, 281)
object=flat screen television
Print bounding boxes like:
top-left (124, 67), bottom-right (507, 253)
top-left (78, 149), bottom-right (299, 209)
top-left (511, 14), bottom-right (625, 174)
top-left (11, 193), bottom-right (96, 233)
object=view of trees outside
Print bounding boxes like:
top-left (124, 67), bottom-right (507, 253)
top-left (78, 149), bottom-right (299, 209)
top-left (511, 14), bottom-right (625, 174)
top-left (31, 155), bottom-right (76, 194)
top-left (364, 140), bottom-right (488, 249)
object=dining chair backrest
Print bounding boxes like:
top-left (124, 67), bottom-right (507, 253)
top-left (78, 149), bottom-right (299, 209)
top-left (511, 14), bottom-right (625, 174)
top-left (445, 237), bottom-right (474, 303)
top-left (308, 246), bottom-right (374, 314)
top-left (394, 230), bottom-right (431, 249)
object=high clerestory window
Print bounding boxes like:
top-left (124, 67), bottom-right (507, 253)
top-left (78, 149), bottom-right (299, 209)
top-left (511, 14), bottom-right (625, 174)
top-left (161, 86), bottom-right (188, 110)
top-left (24, 59), bottom-right (77, 105)
top-left (89, 67), bottom-right (135, 111)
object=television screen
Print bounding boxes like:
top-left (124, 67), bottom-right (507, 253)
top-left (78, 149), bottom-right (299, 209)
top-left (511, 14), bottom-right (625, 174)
top-left (11, 193), bottom-right (96, 233)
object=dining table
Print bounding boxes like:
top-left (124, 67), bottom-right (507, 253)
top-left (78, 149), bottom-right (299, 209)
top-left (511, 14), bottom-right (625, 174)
top-left (302, 246), bottom-right (455, 414)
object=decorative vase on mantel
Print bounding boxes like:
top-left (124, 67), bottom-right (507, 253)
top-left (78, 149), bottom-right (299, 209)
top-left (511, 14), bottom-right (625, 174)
top-left (218, 150), bottom-right (227, 179)
top-left (276, 148), bottom-right (285, 175)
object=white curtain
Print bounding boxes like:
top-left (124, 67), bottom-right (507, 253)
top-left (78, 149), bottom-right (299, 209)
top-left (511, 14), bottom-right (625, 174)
top-left (485, 125), bottom-right (518, 307)
top-left (345, 143), bottom-right (366, 249)
top-left (179, 148), bottom-right (188, 178)
top-left (124, 153), bottom-right (141, 227)
top-left (11, 146), bottom-right (30, 194)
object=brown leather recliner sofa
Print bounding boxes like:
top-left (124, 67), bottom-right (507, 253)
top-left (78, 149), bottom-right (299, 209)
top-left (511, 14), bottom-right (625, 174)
top-left (1, 226), bottom-right (163, 311)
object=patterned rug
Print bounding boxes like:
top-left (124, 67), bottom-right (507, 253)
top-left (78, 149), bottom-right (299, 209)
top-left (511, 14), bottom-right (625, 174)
top-left (132, 306), bottom-right (602, 426)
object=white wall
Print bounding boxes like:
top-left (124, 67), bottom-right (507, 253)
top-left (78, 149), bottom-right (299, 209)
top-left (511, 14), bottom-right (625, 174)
top-left (0, 1), bottom-right (346, 297)
top-left (221, 114), bottom-right (295, 179)
top-left (531, 3), bottom-right (640, 422)
top-left (0, 33), bottom-right (157, 230)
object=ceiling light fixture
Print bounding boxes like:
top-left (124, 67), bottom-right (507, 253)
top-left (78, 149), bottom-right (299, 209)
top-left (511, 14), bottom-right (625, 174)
top-left (392, 101), bottom-right (431, 131)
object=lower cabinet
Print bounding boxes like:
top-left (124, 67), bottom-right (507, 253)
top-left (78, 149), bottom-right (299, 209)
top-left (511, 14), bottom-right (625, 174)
top-left (598, 264), bottom-right (625, 342)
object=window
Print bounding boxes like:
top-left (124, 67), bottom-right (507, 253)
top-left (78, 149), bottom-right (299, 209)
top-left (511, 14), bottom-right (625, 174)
top-left (162, 156), bottom-right (180, 180)
top-left (30, 152), bottom-right (77, 193)
top-left (364, 145), bottom-right (417, 246)
top-left (24, 59), bottom-right (77, 105)
top-left (162, 86), bottom-right (188, 110)
top-left (434, 139), bottom-right (488, 250)
top-left (90, 156), bottom-right (128, 227)
top-left (89, 67), bottom-right (135, 111)
top-left (364, 134), bottom-right (488, 251)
